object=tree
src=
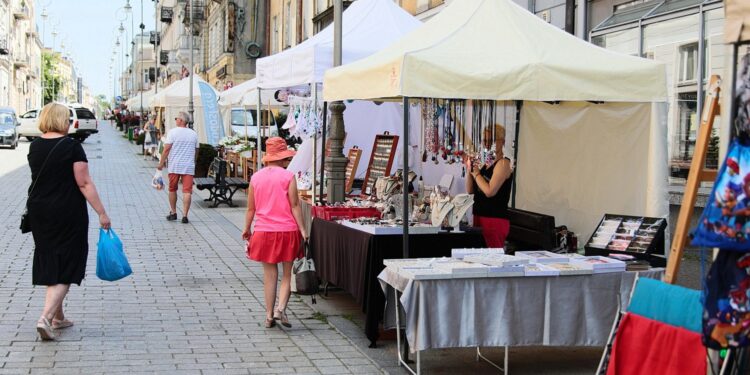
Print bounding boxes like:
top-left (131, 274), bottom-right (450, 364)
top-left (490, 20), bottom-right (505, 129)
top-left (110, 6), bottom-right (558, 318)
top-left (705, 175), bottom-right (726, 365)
top-left (42, 51), bottom-right (62, 104)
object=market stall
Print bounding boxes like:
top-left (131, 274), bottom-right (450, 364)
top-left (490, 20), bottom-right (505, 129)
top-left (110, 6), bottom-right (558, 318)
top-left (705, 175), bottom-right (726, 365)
top-left (319, 0), bottom-right (670, 366)
top-left (323, 0), bottom-right (669, 244)
top-left (254, 0), bottom-right (421, 184)
top-left (149, 76), bottom-right (227, 145)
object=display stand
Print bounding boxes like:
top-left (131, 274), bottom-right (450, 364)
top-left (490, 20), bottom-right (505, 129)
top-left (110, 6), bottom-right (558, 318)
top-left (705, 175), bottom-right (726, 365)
top-left (664, 75), bottom-right (721, 284)
top-left (362, 132), bottom-right (399, 196)
top-left (345, 146), bottom-right (362, 193)
top-left (584, 214), bottom-right (666, 266)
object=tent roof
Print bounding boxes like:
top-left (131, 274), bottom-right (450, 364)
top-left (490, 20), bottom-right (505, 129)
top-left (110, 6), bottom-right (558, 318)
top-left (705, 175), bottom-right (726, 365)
top-left (323, 0), bottom-right (667, 102)
top-left (125, 88), bottom-right (157, 109)
top-left (217, 78), bottom-right (285, 108)
top-left (150, 76), bottom-right (218, 107)
top-left (256, 0), bottom-right (420, 89)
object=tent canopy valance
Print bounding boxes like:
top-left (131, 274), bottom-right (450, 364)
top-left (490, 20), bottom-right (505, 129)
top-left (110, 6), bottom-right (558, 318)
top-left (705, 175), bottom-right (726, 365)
top-left (323, 0), bottom-right (667, 103)
top-left (150, 75), bottom-right (219, 108)
top-left (256, 0), bottom-right (421, 89)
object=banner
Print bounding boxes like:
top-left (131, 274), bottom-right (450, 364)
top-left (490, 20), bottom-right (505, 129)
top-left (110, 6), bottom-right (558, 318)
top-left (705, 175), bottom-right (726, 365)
top-left (198, 81), bottom-right (225, 145)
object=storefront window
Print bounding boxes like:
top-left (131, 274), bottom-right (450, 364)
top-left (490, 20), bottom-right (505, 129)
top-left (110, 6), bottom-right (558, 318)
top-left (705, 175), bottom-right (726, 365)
top-left (591, 28), bottom-right (639, 56)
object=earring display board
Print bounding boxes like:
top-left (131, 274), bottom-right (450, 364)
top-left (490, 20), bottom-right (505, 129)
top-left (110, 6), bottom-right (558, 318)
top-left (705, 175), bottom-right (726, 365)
top-left (345, 146), bottom-right (362, 193)
top-left (584, 213), bottom-right (667, 266)
top-left (362, 132), bottom-right (399, 196)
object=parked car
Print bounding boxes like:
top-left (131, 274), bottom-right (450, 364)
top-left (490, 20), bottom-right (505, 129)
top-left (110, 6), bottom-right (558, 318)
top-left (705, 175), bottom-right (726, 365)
top-left (68, 104), bottom-right (98, 142)
top-left (17, 104), bottom-right (99, 142)
top-left (0, 107), bottom-right (19, 149)
top-left (18, 109), bottom-right (43, 140)
top-left (230, 108), bottom-right (278, 139)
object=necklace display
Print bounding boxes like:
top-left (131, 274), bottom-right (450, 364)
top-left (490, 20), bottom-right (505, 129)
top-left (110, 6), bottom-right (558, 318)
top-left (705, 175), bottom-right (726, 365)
top-left (421, 99), bottom-right (498, 173)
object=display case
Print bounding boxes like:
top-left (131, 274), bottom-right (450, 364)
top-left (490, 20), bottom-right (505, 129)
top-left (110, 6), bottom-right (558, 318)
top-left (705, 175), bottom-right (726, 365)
top-left (345, 146), bottom-right (362, 193)
top-left (362, 132), bottom-right (399, 196)
top-left (584, 214), bottom-right (667, 266)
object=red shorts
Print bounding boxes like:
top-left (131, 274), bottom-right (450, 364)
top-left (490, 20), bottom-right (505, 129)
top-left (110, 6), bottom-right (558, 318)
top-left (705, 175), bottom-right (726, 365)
top-left (247, 231), bottom-right (302, 264)
top-left (474, 215), bottom-right (510, 248)
top-left (168, 174), bottom-right (194, 193)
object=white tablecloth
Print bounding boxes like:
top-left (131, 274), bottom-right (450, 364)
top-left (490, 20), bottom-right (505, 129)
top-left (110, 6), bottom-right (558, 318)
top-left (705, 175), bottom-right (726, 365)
top-left (378, 268), bottom-right (664, 353)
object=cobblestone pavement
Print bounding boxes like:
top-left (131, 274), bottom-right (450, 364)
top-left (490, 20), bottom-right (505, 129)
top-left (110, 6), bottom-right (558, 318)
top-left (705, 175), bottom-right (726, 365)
top-left (0, 124), bottom-right (382, 374)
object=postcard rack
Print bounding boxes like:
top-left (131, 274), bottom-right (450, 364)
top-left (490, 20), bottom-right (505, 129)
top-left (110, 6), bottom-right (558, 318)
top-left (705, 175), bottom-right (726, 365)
top-left (362, 132), bottom-right (399, 196)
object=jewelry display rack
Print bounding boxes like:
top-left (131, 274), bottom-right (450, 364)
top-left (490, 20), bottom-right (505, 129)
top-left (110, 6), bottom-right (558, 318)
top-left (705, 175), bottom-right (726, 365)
top-left (345, 146), bottom-right (362, 194)
top-left (362, 132), bottom-right (399, 196)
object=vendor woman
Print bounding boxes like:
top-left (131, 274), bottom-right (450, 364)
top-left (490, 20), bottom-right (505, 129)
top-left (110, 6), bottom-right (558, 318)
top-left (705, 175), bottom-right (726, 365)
top-left (464, 124), bottom-right (513, 248)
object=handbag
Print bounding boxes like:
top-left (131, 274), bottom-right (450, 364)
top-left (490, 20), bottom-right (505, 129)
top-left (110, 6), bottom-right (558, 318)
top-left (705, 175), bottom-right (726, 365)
top-left (691, 139), bottom-right (750, 251)
top-left (293, 240), bottom-right (318, 304)
top-left (20, 138), bottom-right (66, 233)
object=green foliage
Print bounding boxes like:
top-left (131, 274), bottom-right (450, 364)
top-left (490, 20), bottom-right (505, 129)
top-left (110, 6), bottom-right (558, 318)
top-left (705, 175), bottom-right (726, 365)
top-left (42, 52), bottom-right (63, 105)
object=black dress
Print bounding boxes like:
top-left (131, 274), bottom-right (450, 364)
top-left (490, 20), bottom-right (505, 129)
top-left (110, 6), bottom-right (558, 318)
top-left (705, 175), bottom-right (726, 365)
top-left (27, 137), bottom-right (89, 286)
top-left (472, 158), bottom-right (513, 219)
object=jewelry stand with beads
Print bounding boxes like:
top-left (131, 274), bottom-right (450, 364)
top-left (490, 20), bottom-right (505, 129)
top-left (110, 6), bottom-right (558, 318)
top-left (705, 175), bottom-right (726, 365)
top-left (362, 132), bottom-right (399, 197)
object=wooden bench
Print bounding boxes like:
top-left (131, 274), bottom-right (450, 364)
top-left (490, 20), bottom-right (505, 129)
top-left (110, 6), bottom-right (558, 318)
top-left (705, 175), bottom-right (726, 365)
top-left (194, 157), bottom-right (249, 208)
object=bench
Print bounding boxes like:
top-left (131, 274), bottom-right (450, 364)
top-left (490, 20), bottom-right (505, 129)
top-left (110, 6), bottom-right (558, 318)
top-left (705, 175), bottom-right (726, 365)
top-left (194, 157), bottom-right (249, 207)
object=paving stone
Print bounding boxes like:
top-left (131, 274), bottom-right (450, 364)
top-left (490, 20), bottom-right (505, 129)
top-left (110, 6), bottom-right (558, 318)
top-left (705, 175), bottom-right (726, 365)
top-left (0, 126), bottom-right (380, 374)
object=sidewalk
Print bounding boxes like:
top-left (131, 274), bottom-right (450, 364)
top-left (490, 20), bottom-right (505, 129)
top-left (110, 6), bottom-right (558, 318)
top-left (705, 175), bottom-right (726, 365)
top-left (0, 123), bottom-right (382, 374)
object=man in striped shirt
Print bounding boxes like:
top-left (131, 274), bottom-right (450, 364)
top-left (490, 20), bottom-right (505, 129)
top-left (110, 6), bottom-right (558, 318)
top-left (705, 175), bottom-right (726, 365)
top-left (158, 111), bottom-right (199, 224)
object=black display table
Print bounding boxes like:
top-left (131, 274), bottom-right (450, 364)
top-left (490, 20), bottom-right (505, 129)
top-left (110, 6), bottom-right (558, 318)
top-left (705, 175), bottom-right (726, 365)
top-left (309, 218), bottom-right (486, 347)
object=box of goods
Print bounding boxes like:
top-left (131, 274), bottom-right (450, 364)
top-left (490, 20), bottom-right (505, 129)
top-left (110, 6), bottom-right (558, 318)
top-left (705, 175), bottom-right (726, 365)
top-left (572, 256), bottom-right (626, 274)
top-left (524, 263), bottom-right (560, 276)
top-left (544, 262), bottom-right (594, 276)
top-left (451, 248), bottom-right (505, 259)
top-left (584, 214), bottom-right (666, 267)
top-left (399, 267), bottom-right (453, 280)
top-left (487, 265), bottom-right (526, 277)
top-left (383, 258), bottom-right (435, 272)
top-left (433, 261), bottom-right (490, 278)
top-left (515, 250), bottom-right (570, 264)
top-left (464, 254), bottom-right (528, 267)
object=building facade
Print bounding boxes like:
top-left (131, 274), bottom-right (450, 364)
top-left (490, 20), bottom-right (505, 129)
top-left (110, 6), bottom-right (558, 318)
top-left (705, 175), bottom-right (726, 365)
top-left (155, 0), bottom-right (205, 87)
top-left (3, 0), bottom-right (42, 114)
top-left (203, 0), bottom-right (269, 90)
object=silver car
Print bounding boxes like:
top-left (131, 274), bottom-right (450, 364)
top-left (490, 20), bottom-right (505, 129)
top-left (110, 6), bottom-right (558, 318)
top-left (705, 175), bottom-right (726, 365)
top-left (0, 107), bottom-right (19, 150)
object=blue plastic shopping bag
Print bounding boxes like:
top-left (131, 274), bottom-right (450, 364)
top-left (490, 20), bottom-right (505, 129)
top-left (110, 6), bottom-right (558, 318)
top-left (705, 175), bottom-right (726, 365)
top-left (96, 229), bottom-right (132, 281)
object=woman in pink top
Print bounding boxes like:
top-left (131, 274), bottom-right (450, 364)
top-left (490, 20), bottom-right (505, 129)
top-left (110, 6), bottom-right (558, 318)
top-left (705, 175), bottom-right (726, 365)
top-left (242, 137), bottom-right (308, 328)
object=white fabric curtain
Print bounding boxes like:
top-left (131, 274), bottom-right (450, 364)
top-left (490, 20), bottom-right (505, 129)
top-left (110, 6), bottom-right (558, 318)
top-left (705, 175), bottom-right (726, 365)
top-left (515, 101), bottom-right (668, 244)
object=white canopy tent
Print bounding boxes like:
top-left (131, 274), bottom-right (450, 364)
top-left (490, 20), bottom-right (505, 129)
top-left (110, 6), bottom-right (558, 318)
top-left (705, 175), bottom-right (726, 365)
top-left (217, 78), bottom-right (285, 137)
top-left (256, 0), bottom-right (421, 185)
top-left (150, 76), bottom-right (227, 145)
top-left (124, 88), bottom-right (157, 112)
top-left (256, 0), bottom-right (421, 89)
top-left (323, 0), bottom-right (670, 244)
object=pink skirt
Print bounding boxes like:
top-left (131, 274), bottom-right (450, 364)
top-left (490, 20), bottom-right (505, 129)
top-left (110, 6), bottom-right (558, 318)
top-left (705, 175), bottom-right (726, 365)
top-left (247, 231), bottom-right (302, 264)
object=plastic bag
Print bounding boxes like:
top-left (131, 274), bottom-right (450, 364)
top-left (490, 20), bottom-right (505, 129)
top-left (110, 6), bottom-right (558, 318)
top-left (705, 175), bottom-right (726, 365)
top-left (96, 229), bottom-right (132, 282)
top-left (152, 170), bottom-right (164, 190)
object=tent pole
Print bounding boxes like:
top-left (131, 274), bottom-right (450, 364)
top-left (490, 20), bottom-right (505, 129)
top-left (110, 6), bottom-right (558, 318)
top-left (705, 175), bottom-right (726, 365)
top-left (511, 100), bottom-right (522, 208)
top-left (320, 101), bottom-right (328, 203)
top-left (312, 84), bottom-right (318, 205)
top-left (403, 96), bottom-right (410, 258)
top-left (243, 104), bottom-right (248, 144)
top-left (257, 87), bottom-right (262, 172)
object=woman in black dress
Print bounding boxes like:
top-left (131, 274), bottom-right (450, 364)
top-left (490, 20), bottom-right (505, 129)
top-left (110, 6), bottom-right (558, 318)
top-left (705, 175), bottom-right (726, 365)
top-left (27, 103), bottom-right (111, 340)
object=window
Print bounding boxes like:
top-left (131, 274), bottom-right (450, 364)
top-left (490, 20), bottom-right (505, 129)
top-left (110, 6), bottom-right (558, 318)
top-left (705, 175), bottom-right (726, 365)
top-left (75, 108), bottom-right (96, 120)
top-left (20, 110), bottom-right (36, 119)
top-left (143, 69), bottom-right (150, 85)
top-left (678, 43), bottom-right (698, 83)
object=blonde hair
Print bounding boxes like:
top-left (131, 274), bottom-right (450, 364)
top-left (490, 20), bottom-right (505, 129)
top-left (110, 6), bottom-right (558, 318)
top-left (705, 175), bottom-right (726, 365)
top-left (38, 103), bottom-right (70, 134)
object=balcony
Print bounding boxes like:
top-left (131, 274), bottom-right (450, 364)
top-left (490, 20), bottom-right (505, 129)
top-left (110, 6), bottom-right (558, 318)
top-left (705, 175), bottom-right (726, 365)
top-left (12, 52), bottom-right (29, 68)
top-left (160, 50), bottom-right (169, 65)
top-left (160, 7), bottom-right (173, 23)
top-left (182, 0), bottom-right (206, 26)
top-left (0, 39), bottom-right (8, 55)
top-left (149, 31), bottom-right (161, 45)
top-left (13, 6), bottom-right (29, 20)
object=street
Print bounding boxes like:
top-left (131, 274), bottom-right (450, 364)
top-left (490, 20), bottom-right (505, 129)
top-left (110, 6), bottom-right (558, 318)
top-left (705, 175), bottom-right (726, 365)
top-left (0, 124), bottom-right (381, 374)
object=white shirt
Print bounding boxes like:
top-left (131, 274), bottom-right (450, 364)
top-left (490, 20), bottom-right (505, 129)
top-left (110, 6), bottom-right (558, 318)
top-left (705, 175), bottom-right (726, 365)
top-left (164, 127), bottom-right (198, 175)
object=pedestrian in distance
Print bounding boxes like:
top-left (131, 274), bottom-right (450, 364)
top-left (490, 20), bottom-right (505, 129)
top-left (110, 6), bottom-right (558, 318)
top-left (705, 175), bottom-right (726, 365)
top-left (242, 137), bottom-right (308, 328)
top-left (142, 116), bottom-right (159, 161)
top-left (27, 102), bottom-right (111, 341)
top-left (158, 111), bottom-right (198, 224)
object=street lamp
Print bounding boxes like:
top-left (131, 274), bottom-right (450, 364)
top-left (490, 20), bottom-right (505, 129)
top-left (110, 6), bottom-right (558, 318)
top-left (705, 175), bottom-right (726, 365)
top-left (51, 28), bottom-right (57, 52)
top-left (41, 8), bottom-right (48, 104)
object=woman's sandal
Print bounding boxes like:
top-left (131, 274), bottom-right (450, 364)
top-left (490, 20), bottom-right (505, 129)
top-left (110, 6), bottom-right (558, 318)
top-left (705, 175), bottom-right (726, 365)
top-left (264, 318), bottom-right (276, 328)
top-left (274, 309), bottom-right (292, 328)
top-left (36, 318), bottom-right (56, 341)
top-left (52, 319), bottom-right (74, 329)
